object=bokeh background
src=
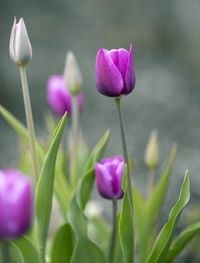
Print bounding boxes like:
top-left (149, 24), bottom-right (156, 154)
top-left (0, 0), bottom-right (200, 261)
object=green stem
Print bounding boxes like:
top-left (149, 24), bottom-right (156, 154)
top-left (109, 199), bottom-right (117, 263)
top-left (19, 66), bottom-right (39, 183)
top-left (1, 241), bottom-right (9, 263)
top-left (40, 247), bottom-right (46, 263)
top-left (148, 169), bottom-right (155, 197)
top-left (115, 98), bottom-right (133, 208)
top-left (71, 95), bottom-right (79, 186)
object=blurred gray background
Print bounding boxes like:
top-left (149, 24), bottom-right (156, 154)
top-left (0, 0), bottom-right (200, 261)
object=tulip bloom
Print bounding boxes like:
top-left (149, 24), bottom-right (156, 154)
top-left (47, 75), bottom-right (84, 117)
top-left (95, 156), bottom-right (125, 199)
top-left (9, 17), bottom-right (32, 66)
top-left (96, 44), bottom-right (136, 97)
top-left (0, 169), bottom-right (33, 239)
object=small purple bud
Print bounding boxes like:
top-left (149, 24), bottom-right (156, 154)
top-left (47, 75), bottom-right (84, 117)
top-left (96, 44), bottom-right (136, 97)
top-left (9, 17), bottom-right (32, 66)
top-left (0, 169), bottom-right (33, 239)
top-left (95, 156), bottom-right (125, 199)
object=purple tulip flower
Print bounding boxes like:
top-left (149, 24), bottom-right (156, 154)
top-left (95, 156), bottom-right (125, 199)
top-left (96, 44), bottom-right (136, 97)
top-left (47, 75), bottom-right (84, 117)
top-left (0, 169), bottom-right (33, 239)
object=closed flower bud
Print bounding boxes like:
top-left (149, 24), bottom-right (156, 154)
top-left (144, 131), bottom-right (159, 170)
top-left (64, 51), bottom-right (82, 96)
top-left (47, 75), bottom-right (84, 117)
top-left (0, 169), bottom-right (33, 239)
top-left (96, 44), bottom-right (136, 97)
top-left (9, 17), bottom-right (32, 66)
top-left (95, 156), bottom-right (125, 199)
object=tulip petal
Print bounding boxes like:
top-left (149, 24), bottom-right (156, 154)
top-left (95, 163), bottom-right (114, 199)
top-left (47, 75), bottom-right (72, 116)
top-left (15, 18), bottom-right (32, 64)
top-left (115, 161), bottom-right (125, 198)
top-left (9, 17), bottom-right (17, 62)
top-left (0, 169), bottom-right (32, 238)
top-left (96, 49), bottom-right (123, 97)
top-left (118, 48), bottom-right (129, 84)
top-left (125, 44), bottom-right (136, 94)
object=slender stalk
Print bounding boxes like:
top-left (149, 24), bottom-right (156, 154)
top-left (115, 98), bottom-right (133, 207)
top-left (109, 199), bottom-right (117, 263)
top-left (1, 241), bottom-right (9, 263)
top-left (19, 66), bottom-right (39, 183)
top-left (71, 95), bottom-right (79, 186)
top-left (148, 169), bottom-right (155, 197)
top-left (40, 247), bottom-right (46, 263)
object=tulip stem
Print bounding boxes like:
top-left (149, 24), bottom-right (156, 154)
top-left (19, 66), bottom-right (39, 183)
top-left (109, 199), bottom-right (117, 263)
top-left (71, 95), bottom-right (79, 186)
top-left (1, 241), bottom-right (9, 263)
top-left (148, 169), bottom-right (155, 197)
top-left (115, 98), bottom-right (133, 208)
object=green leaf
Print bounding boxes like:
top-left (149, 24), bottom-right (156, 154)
top-left (79, 168), bottom-right (95, 210)
top-left (145, 170), bottom-right (190, 263)
top-left (68, 195), bottom-right (106, 263)
top-left (136, 145), bottom-right (177, 263)
top-left (84, 130), bottom-right (110, 171)
top-left (8, 242), bottom-right (25, 263)
top-left (79, 130), bottom-right (110, 209)
top-left (114, 214), bottom-right (123, 263)
top-left (35, 113), bottom-right (67, 248)
top-left (119, 166), bottom-right (135, 263)
top-left (132, 183), bottom-right (146, 260)
top-left (13, 236), bottom-right (40, 263)
top-left (88, 216), bottom-right (111, 255)
top-left (51, 223), bottom-right (73, 263)
top-left (165, 221), bottom-right (200, 263)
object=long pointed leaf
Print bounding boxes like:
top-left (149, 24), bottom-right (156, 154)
top-left (51, 223), bottom-right (73, 263)
top-left (138, 145), bottom-right (177, 263)
top-left (13, 236), bottom-right (40, 263)
top-left (165, 221), bottom-right (200, 263)
top-left (68, 195), bottom-right (106, 263)
top-left (119, 166), bottom-right (135, 263)
top-left (35, 113), bottom-right (67, 248)
top-left (145, 170), bottom-right (190, 263)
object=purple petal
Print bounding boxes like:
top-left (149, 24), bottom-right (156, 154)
top-left (77, 91), bottom-right (84, 113)
top-left (95, 163), bottom-right (114, 199)
top-left (96, 49), bottom-right (123, 97)
top-left (125, 44), bottom-right (136, 94)
top-left (107, 49), bottom-right (119, 69)
top-left (47, 75), bottom-right (72, 116)
top-left (118, 49), bottom-right (129, 79)
top-left (0, 169), bottom-right (33, 239)
top-left (115, 161), bottom-right (124, 198)
top-left (47, 75), bottom-right (84, 117)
